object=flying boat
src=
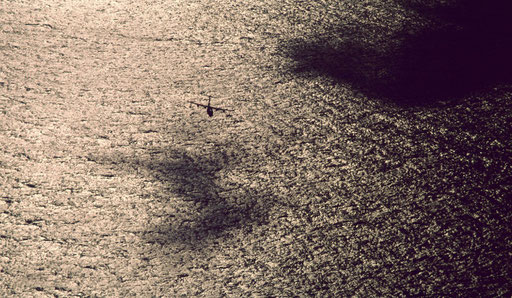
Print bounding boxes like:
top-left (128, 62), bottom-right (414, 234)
top-left (188, 96), bottom-right (233, 117)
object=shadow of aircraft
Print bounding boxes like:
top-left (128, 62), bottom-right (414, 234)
top-left (282, 0), bottom-right (512, 105)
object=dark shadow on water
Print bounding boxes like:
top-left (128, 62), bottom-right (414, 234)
top-left (90, 142), bottom-right (268, 246)
top-left (133, 146), bottom-right (268, 246)
top-left (282, 0), bottom-right (512, 105)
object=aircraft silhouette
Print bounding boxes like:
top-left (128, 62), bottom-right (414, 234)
top-left (188, 96), bottom-right (233, 117)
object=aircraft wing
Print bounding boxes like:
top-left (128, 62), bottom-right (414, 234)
top-left (188, 101), bottom-right (209, 108)
top-left (188, 101), bottom-right (233, 112)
